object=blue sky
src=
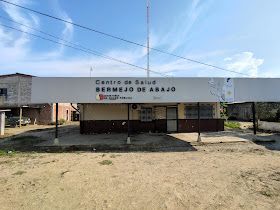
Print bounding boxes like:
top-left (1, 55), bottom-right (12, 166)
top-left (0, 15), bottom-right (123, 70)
top-left (0, 0), bottom-right (279, 77)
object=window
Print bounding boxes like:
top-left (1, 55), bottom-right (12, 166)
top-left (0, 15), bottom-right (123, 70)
top-left (66, 110), bottom-right (69, 121)
top-left (141, 108), bottom-right (152, 122)
top-left (185, 105), bottom-right (213, 119)
top-left (0, 88), bottom-right (7, 96)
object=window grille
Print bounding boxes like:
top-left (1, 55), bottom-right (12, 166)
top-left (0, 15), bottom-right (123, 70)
top-left (185, 105), bottom-right (213, 119)
top-left (141, 108), bottom-right (152, 122)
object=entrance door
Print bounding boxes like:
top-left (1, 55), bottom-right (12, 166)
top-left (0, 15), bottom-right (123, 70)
top-left (166, 107), bottom-right (177, 132)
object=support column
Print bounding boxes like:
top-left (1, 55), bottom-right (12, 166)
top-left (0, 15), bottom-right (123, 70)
top-left (197, 102), bottom-right (201, 142)
top-left (0, 111), bottom-right (5, 136)
top-left (19, 107), bottom-right (22, 128)
top-left (127, 103), bottom-right (131, 144)
top-left (252, 102), bottom-right (257, 141)
top-left (54, 103), bottom-right (59, 145)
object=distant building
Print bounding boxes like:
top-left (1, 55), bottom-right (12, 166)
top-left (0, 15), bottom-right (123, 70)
top-left (227, 102), bottom-right (253, 121)
top-left (0, 73), bottom-right (78, 124)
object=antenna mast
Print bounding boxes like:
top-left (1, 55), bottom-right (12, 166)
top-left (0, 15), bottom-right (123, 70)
top-left (147, 0), bottom-right (150, 78)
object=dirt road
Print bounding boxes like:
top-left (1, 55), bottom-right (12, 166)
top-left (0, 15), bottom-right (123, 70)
top-left (1, 143), bottom-right (279, 210)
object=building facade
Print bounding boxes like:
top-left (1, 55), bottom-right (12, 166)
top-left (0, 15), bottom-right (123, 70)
top-left (79, 102), bottom-right (223, 134)
top-left (30, 76), bottom-right (280, 134)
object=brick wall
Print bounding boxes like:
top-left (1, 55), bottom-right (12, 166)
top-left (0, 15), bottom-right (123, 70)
top-left (80, 119), bottom-right (224, 134)
top-left (0, 74), bottom-right (32, 106)
top-left (52, 103), bottom-right (74, 122)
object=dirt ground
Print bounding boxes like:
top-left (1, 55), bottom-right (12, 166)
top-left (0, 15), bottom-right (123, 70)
top-left (0, 143), bottom-right (279, 209)
top-left (0, 122), bottom-right (280, 209)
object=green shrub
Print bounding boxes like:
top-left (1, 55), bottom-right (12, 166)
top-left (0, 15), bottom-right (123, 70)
top-left (99, 160), bottom-right (113, 165)
top-left (12, 171), bottom-right (26, 175)
top-left (225, 122), bottom-right (241, 129)
top-left (50, 119), bottom-right (67, 125)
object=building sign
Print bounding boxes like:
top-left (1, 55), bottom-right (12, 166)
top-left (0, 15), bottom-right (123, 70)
top-left (31, 77), bottom-right (280, 103)
top-left (94, 79), bottom-right (176, 101)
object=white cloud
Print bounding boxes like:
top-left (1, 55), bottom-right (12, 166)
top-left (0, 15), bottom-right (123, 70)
top-left (224, 52), bottom-right (264, 77)
top-left (152, 0), bottom-right (213, 52)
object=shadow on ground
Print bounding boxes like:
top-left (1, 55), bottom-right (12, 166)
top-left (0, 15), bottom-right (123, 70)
top-left (0, 125), bottom-right (197, 153)
top-left (1, 124), bottom-right (280, 153)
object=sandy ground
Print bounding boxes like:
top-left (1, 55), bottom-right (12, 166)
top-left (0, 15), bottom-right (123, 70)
top-left (0, 122), bottom-right (280, 209)
top-left (0, 143), bottom-right (280, 210)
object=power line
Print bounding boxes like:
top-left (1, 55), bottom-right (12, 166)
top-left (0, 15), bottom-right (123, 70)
top-left (0, 0), bottom-right (250, 76)
top-left (0, 23), bottom-right (171, 77)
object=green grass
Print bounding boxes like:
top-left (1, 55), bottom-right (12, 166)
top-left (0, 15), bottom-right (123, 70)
top-left (99, 160), bottom-right (113, 165)
top-left (110, 154), bottom-right (121, 158)
top-left (12, 171), bottom-right (26, 175)
top-left (61, 170), bottom-right (70, 176)
top-left (260, 191), bottom-right (273, 197)
top-left (0, 150), bottom-right (16, 157)
top-left (224, 122), bottom-right (241, 129)
top-left (51, 119), bottom-right (67, 125)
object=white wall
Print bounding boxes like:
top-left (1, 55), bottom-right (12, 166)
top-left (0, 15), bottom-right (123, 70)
top-left (258, 120), bottom-right (280, 132)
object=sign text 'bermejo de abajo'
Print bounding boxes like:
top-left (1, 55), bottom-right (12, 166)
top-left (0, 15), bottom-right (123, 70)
top-left (31, 77), bottom-right (280, 103)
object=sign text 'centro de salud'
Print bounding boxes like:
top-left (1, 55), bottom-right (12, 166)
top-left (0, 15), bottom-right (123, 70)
top-left (95, 79), bottom-right (176, 101)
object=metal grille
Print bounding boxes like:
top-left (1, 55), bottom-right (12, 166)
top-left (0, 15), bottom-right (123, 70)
top-left (185, 105), bottom-right (213, 119)
top-left (141, 108), bottom-right (152, 122)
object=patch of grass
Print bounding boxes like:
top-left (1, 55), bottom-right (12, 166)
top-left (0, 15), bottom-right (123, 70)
top-left (0, 160), bottom-right (13, 164)
top-left (51, 119), bottom-right (67, 125)
top-left (99, 160), bottom-right (113, 165)
top-left (0, 178), bottom-right (7, 184)
top-left (0, 150), bottom-right (16, 157)
top-left (110, 154), bottom-right (121, 158)
top-left (61, 170), bottom-right (70, 176)
top-left (12, 171), bottom-right (26, 175)
top-left (249, 149), bottom-right (266, 155)
top-left (225, 122), bottom-right (241, 129)
top-left (101, 154), bottom-right (106, 157)
top-left (0, 150), bottom-right (8, 157)
top-left (260, 191), bottom-right (273, 197)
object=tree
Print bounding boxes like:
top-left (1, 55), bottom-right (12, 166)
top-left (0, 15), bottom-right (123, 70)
top-left (255, 102), bottom-right (280, 122)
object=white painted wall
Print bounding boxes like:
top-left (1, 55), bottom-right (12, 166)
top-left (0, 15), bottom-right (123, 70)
top-left (258, 120), bottom-right (280, 132)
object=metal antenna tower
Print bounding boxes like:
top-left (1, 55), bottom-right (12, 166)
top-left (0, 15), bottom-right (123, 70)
top-left (147, 0), bottom-right (150, 78)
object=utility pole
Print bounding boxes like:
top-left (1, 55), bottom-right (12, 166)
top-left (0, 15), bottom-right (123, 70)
top-left (147, 0), bottom-right (150, 78)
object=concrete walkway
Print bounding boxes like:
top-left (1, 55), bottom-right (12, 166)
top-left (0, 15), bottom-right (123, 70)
top-left (35, 129), bottom-right (278, 147)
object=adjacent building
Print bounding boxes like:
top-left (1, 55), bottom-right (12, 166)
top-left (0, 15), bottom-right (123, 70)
top-left (0, 73), bottom-right (78, 124)
top-left (227, 102), bottom-right (253, 121)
